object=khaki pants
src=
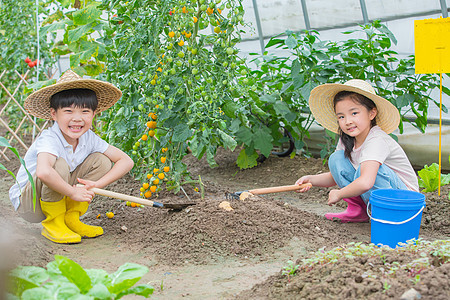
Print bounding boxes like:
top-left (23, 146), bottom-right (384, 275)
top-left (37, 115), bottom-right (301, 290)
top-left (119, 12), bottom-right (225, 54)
top-left (18, 153), bottom-right (112, 223)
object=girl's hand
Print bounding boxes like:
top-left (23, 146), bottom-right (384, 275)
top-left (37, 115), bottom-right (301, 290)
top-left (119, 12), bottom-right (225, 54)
top-left (327, 189), bottom-right (342, 206)
top-left (295, 176), bottom-right (312, 193)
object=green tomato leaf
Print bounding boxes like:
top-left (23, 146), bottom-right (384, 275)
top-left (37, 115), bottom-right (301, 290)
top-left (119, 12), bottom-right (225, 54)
top-left (236, 148), bottom-right (258, 169)
top-left (216, 129), bottom-right (237, 151)
top-left (206, 146), bottom-right (219, 168)
top-left (68, 23), bottom-right (94, 43)
top-left (395, 94), bottom-right (415, 108)
top-left (273, 100), bottom-right (290, 117)
top-left (40, 20), bottom-right (66, 36)
top-left (108, 263), bottom-right (148, 295)
top-left (300, 81), bottom-right (316, 101)
top-left (70, 52), bottom-right (82, 68)
top-left (72, 5), bottom-right (102, 26)
top-left (285, 35), bottom-right (297, 49)
top-left (55, 255), bottom-right (92, 294)
top-left (254, 126), bottom-right (274, 158)
top-left (259, 94), bottom-right (278, 103)
top-left (235, 126), bottom-right (253, 145)
top-left (222, 101), bottom-right (239, 118)
top-left (265, 38), bottom-right (284, 48)
top-left (172, 124), bottom-right (193, 143)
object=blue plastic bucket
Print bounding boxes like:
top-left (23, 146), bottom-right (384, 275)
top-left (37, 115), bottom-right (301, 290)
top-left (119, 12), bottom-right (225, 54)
top-left (368, 189), bottom-right (426, 248)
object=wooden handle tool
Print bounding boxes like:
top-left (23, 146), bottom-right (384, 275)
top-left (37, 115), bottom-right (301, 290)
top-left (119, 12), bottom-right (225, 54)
top-left (77, 185), bottom-right (195, 210)
top-left (226, 183), bottom-right (312, 200)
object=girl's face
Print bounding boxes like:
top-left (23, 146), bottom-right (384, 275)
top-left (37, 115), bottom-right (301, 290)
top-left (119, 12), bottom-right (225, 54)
top-left (335, 97), bottom-right (377, 147)
top-left (50, 104), bottom-right (95, 149)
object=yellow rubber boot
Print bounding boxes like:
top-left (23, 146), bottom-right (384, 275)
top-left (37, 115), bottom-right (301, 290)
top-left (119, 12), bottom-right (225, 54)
top-left (65, 198), bottom-right (103, 238)
top-left (40, 199), bottom-right (81, 244)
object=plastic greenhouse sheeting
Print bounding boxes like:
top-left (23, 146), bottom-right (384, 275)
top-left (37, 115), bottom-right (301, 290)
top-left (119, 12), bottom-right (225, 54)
top-left (241, 0), bottom-right (446, 39)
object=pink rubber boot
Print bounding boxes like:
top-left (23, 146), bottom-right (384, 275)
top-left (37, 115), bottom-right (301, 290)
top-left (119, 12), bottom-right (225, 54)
top-left (325, 196), bottom-right (369, 223)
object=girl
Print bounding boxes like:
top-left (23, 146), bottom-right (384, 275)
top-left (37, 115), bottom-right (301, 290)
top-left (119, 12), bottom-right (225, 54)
top-left (296, 79), bottom-right (419, 223)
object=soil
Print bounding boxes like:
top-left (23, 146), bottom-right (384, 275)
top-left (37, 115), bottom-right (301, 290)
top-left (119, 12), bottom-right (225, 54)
top-left (0, 136), bottom-right (449, 299)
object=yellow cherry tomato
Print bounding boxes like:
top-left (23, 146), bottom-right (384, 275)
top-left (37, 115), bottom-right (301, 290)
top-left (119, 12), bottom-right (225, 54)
top-left (106, 212), bottom-right (114, 218)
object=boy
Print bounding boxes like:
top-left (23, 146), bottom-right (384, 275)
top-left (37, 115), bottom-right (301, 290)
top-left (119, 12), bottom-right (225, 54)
top-left (9, 70), bottom-right (134, 244)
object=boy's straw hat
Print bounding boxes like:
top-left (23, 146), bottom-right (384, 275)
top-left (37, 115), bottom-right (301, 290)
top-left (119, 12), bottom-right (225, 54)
top-left (24, 70), bottom-right (122, 120)
top-left (309, 79), bottom-right (400, 134)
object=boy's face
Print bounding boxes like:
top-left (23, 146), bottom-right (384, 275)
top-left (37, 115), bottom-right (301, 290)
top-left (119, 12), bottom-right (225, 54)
top-left (50, 104), bottom-right (95, 146)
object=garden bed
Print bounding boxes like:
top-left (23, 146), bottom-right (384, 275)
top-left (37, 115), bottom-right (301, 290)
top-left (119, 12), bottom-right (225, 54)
top-left (1, 147), bottom-right (449, 299)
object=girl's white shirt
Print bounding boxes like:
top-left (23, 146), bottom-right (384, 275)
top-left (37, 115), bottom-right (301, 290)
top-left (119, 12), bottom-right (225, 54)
top-left (336, 126), bottom-right (419, 192)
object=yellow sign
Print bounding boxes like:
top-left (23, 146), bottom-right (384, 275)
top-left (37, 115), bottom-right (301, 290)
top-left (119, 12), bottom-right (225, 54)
top-left (415, 17), bottom-right (450, 74)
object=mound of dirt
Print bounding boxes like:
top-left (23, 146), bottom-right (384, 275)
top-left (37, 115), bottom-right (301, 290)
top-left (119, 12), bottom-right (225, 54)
top-left (88, 176), bottom-right (360, 265)
top-left (237, 242), bottom-right (450, 299)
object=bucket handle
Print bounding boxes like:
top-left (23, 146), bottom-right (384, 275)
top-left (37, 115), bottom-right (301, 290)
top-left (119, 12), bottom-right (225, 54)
top-left (367, 202), bottom-right (425, 225)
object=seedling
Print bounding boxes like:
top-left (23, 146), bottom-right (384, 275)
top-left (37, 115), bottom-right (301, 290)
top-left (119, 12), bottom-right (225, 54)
top-left (282, 260), bottom-right (300, 278)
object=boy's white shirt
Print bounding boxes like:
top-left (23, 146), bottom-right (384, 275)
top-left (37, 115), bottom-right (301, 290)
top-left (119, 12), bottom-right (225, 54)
top-left (336, 125), bottom-right (419, 192)
top-left (9, 122), bottom-right (109, 210)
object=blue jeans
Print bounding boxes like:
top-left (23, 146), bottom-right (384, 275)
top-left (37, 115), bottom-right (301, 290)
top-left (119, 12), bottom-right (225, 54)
top-left (328, 150), bottom-right (408, 204)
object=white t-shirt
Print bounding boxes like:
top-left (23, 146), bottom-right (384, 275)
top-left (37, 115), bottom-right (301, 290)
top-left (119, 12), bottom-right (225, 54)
top-left (336, 126), bottom-right (419, 192)
top-left (9, 122), bottom-right (109, 210)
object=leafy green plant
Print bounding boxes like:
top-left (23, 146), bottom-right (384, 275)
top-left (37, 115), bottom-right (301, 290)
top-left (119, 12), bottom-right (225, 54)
top-left (252, 21), bottom-right (449, 160)
top-left (0, 136), bottom-right (36, 209)
top-left (8, 255), bottom-right (154, 299)
top-left (40, 0), bottom-right (107, 76)
top-left (417, 162), bottom-right (450, 192)
top-left (97, 0), bottom-right (253, 193)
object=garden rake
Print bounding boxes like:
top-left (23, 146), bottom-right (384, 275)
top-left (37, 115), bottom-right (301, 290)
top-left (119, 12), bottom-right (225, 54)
top-left (77, 185), bottom-right (195, 210)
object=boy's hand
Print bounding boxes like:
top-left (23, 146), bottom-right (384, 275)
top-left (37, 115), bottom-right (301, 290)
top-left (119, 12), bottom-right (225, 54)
top-left (77, 178), bottom-right (97, 190)
top-left (69, 185), bottom-right (95, 203)
top-left (295, 176), bottom-right (312, 193)
top-left (327, 189), bottom-right (342, 206)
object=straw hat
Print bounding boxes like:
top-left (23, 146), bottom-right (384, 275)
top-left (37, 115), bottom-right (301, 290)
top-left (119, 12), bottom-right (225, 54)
top-left (309, 79), bottom-right (400, 134)
top-left (24, 70), bottom-right (122, 120)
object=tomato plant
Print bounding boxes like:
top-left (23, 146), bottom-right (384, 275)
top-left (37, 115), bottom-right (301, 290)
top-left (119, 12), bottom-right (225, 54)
top-left (99, 0), bottom-right (254, 194)
top-left (40, 0), bottom-right (107, 76)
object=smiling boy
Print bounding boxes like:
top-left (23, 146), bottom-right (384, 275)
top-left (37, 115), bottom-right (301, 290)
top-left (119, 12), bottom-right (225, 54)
top-left (9, 70), bottom-right (134, 244)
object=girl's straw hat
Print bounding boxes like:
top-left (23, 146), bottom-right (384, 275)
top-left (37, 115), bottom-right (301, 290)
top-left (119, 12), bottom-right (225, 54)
top-left (24, 70), bottom-right (122, 120)
top-left (309, 79), bottom-right (400, 134)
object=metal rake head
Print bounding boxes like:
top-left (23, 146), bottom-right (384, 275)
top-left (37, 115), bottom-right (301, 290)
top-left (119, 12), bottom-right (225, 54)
top-left (225, 192), bottom-right (241, 201)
